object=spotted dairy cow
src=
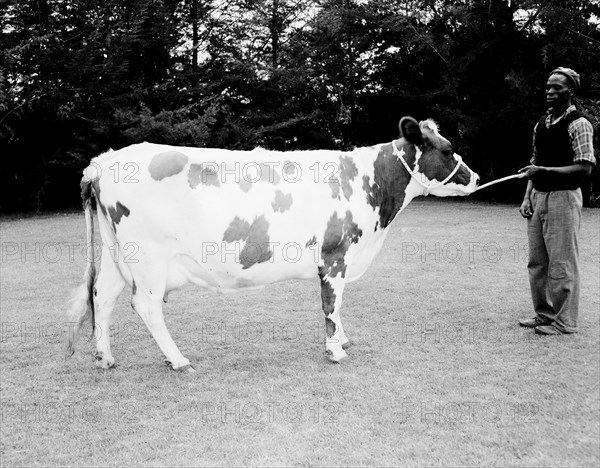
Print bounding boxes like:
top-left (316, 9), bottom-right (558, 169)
top-left (67, 117), bottom-right (479, 371)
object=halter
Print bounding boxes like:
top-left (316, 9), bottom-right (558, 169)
top-left (392, 141), bottom-right (465, 195)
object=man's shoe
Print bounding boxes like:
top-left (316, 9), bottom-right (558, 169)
top-left (519, 317), bottom-right (550, 328)
top-left (534, 325), bottom-right (564, 335)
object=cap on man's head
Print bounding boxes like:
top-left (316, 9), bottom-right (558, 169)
top-left (550, 67), bottom-right (580, 92)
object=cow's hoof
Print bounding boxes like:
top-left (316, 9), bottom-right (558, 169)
top-left (165, 360), bottom-right (195, 373)
top-left (65, 345), bottom-right (75, 359)
top-left (341, 340), bottom-right (352, 350)
top-left (93, 351), bottom-right (116, 370)
top-left (326, 348), bottom-right (348, 363)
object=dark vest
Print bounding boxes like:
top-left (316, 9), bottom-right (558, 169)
top-left (533, 110), bottom-right (591, 191)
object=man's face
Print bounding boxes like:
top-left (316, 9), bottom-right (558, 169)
top-left (546, 74), bottom-right (573, 109)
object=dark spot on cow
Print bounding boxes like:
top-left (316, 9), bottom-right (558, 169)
top-left (260, 163), bottom-right (281, 185)
top-left (93, 287), bottom-right (98, 297)
top-left (222, 215), bottom-right (273, 269)
top-left (149, 151), bottom-right (188, 181)
top-left (322, 214), bottom-right (343, 252)
top-left (343, 211), bottom-right (362, 243)
top-left (202, 166), bottom-right (220, 187)
top-left (318, 273), bottom-right (336, 315)
top-left (223, 217), bottom-right (251, 242)
top-left (239, 178), bottom-right (252, 192)
top-left (320, 211), bottom-right (362, 278)
top-left (374, 221), bottom-right (379, 232)
top-left (362, 142), bottom-right (413, 229)
top-left (449, 165), bottom-right (472, 185)
top-left (163, 292), bottom-right (169, 303)
top-left (188, 163), bottom-right (220, 188)
top-left (132, 281), bottom-right (137, 295)
top-left (107, 201), bottom-right (130, 231)
top-left (188, 164), bottom-right (203, 188)
top-left (339, 155), bottom-right (358, 201)
top-left (272, 190), bottom-right (293, 213)
top-left (283, 161), bottom-right (297, 178)
top-left (362, 175), bottom-right (374, 206)
top-left (318, 272), bottom-right (337, 337)
top-left (325, 317), bottom-right (336, 338)
top-left (305, 236), bottom-right (317, 248)
top-left (241, 217), bottom-right (273, 268)
top-left (328, 177), bottom-right (341, 199)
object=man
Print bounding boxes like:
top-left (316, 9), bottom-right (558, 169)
top-left (518, 67), bottom-right (596, 335)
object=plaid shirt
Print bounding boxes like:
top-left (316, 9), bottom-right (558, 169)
top-left (531, 105), bottom-right (596, 165)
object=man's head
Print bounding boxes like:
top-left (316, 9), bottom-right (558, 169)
top-left (546, 67), bottom-right (580, 111)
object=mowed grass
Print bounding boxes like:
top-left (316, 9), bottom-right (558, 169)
top-left (1, 199), bottom-right (599, 467)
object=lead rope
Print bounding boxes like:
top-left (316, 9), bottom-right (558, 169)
top-left (392, 141), bottom-right (465, 195)
top-left (474, 173), bottom-right (524, 191)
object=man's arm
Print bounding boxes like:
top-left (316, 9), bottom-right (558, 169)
top-left (520, 179), bottom-right (534, 218)
top-left (520, 122), bottom-right (538, 218)
top-left (518, 162), bottom-right (593, 180)
top-left (517, 163), bottom-right (592, 218)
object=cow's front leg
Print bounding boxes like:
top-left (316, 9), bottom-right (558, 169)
top-left (318, 270), bottom-right (348, 362)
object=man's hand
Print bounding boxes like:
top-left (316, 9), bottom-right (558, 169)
top-left (520, 198), bottom-right (533, 218)
top-left (518, 165), bottom-right (544, 179)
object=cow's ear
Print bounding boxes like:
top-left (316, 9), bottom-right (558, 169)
top-left (399, 117), bottom-right (423, 145)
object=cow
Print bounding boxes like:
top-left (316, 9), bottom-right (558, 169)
top-left (66, 117), bottom-right (479, 372)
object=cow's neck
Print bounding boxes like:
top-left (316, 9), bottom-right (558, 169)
top-left (363, 140), bottom-right (418, 230)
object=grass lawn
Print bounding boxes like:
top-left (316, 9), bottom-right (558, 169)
top-left (1, 199), bottom-right (599, 467)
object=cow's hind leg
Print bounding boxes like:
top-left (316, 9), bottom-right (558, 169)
top-left (131, 281), bottom-right (194, 372)
top-left (319, 269), bottom-right (348, 362)
top-left (93, 246), bottom-right (126, 369)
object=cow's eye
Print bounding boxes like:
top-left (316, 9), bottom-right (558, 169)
top-left (442, 149), bottom-right (454, 158)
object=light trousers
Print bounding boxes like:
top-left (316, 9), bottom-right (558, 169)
top-left (527, 188), bottom-right (582, 333)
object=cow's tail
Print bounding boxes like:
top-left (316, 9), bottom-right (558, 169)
top-left (66, 175), bottom-right (97, 359)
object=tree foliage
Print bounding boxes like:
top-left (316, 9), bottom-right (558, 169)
top-left (1, 0), bottom-right (599, 211)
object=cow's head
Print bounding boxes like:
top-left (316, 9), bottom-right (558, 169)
top-left (397, 117), bottom-right (479, 196)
